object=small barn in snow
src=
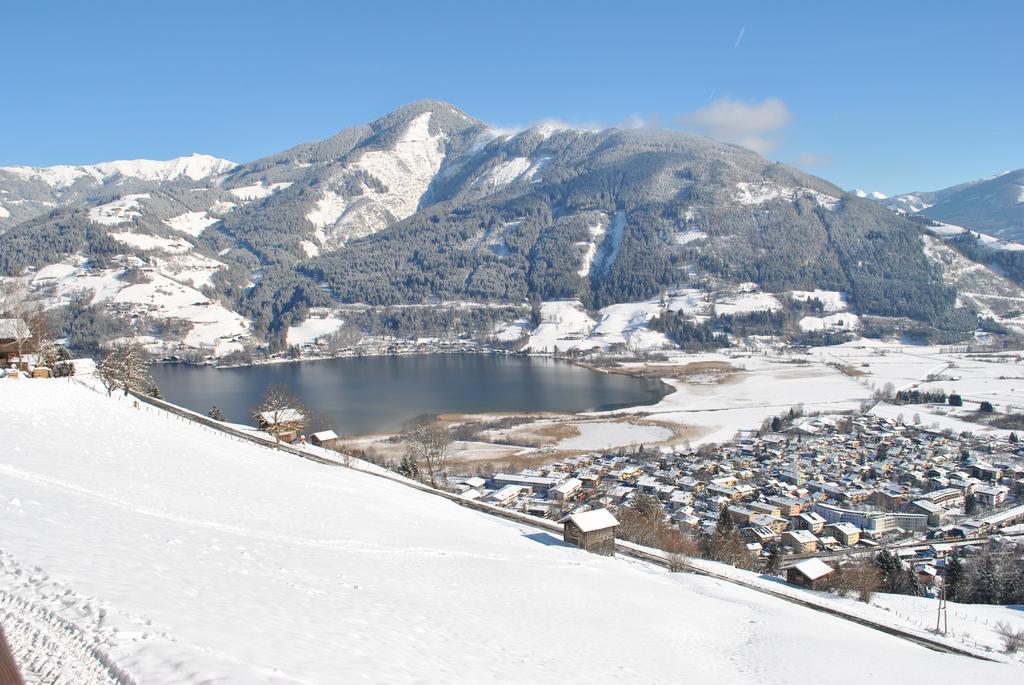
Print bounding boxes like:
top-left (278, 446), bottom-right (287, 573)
top-left (786, 557), bottom-right (834, 590)
top-left (562, 508), bottom-right (618, 556)
top-left (310, 430), bottom-right (339, 448)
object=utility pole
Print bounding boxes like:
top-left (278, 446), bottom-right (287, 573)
top-left (936, 579), bottom-right (948, 635)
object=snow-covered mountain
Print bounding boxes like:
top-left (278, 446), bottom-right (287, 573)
top-left (2, 378), bottom-right (1019, 683)
top-left (0, 153), bottom-right (236, 230)
top-left (882, 170), bottom-right (1024, 240)
top-left (3, 100), bottom-right (1023, 356)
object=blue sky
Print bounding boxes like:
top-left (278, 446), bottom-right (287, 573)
top-left (2, 1), bottom-right (1021, 194)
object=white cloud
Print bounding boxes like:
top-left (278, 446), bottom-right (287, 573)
top-left (680, 97), bottom-right (791, 154)
top-left (617, 113), bottom-right (660, 130)
top-left (796, 152), bottom-right (832, 166)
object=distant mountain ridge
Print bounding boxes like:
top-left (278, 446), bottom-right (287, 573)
top-left (2, 99), bottom-right (1022, 355)
top-left (0, 153), bottom-right (236, 229)
top-left (881, 169), bottom-right (1024, 239)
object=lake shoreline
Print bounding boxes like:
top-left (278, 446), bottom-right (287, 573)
top-left (150, 353), bottom-right (676, 441)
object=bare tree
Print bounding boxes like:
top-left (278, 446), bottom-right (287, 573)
top-left (401, 419), bottom-right (453, 488)
top-left (1, 279), bottom-right (37, 369)
top-left (253, 384), bottom-right (309, 445)
top-left (837, 559), bottom-right (883, 602)
top-left (98, 340), bottom-right (155, 397)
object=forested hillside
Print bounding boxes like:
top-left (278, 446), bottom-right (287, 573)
top-left (1, 100), bottom-right (1017, 352)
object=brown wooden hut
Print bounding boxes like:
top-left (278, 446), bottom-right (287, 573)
top-left (562, 508), bottom-right (619, 556)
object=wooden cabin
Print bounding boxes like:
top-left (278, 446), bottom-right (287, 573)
top-left (786, 558), bottom-right (834, 590)
top-left (256, 408), bottom-right (306, 443)
top-left (562, 508), bottom-right (618, 556)
top-left (310, 430), bottom-right (339, 448)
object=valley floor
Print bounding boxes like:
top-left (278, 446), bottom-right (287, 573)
top-left (0, 379), bottom-right (1021, 683)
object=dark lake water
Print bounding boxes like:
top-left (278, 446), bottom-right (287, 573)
top-left (151, 354), bottom-right (671, 435)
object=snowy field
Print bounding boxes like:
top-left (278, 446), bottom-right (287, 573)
top-left (597, 341), bottom-right (1024, 447)
top-left (601, 352), bottom-right (872, 446)
top-left (1, 380), bottom-right (1019, 683)
top-left (556, 421), bottom-right (673, 451)
top-left (284, 315), bottom-right (346, 346)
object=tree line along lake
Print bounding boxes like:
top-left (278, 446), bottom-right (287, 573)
top-left (150, 354), bottom-right (671, 436)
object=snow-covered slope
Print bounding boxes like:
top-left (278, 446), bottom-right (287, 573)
top-left (305, 112), bottom-right (446, 246)
top-left (0, 380), bottom-right (1018, 683)
top-left (24, 255), bottom-right (249, 355)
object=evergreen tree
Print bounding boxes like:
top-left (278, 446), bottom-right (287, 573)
top-left (631, 490), bottom-right (662, 518)
top-left (707, 504), bottom-right (747, 566)
top-left (208, 406), bottom-right (226, 421)
top-left (715, 505), bottom-right (735, 536)
top-left (398, 455), bottom-right (421, 480)
top-left (903, 567), bottom-right (921, 597)
top-left (765, 542), bottom-right (783, 576)
top-left (873, 549), bottom-right (907, 593)
top-left (971, 553), bottom-right (1002, 604)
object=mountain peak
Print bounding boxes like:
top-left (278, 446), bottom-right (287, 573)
top-left (372, 99), bottom-right (484, 133)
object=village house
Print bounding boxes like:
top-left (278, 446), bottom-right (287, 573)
top-left (796, 511), bottom-right (827, 534)
top-left (749, 501), bottom-right (782, 518)
top-left (825, 522), bottom-right (861, 547)
top-left (974, 485), bottom-right (1009, 508)
top-left (492, 473), bottom-right (559, 495)
top-left (549, 478), bottom-right (582, 502)
top-left (782, 530), bottom-right (819, 554)
top-left (487, 485), bottom-right (525, 507)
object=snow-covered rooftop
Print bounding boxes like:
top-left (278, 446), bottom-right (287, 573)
top-left (568, 508), bottom-right (619, 532)
top-left (793, 557), bottom-right (834, 581)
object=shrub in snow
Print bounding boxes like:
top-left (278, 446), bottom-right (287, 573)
top-left (995, 621), bottom-right (1024, 654)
